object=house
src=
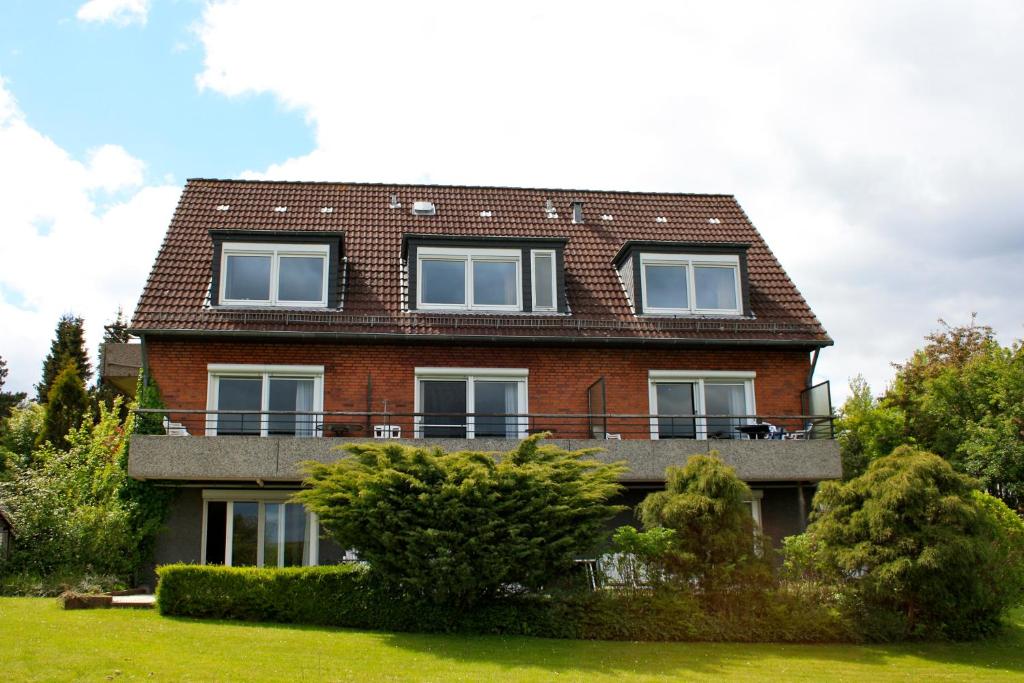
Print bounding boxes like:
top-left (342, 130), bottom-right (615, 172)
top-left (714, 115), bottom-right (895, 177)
top-left (0, 503), bottom-right (14, 560)
top-left (121, 179), bottom-right (840, 570)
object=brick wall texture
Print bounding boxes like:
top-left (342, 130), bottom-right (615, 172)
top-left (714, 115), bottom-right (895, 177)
top-left (147, 336), bottom-right (812, 439)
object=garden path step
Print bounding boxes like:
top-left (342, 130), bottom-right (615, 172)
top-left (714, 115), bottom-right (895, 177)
top-left (111, 595), bottom-right (156, 609)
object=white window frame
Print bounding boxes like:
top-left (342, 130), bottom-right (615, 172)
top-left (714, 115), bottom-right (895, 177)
top-left (414, 367), bottom-right (529, 438)
top-left (200, 489), bottom-right (320, 567)
top-left (416, 246), bottom-right (522, 311)
top-left (639, 253), bottom-right (742, 316)
top-left (746, 490), bottom-right (764, 529)
top-left (219, 242), bottom-right (330, 308)
top-left (648, 370), bottom-right (756, 440)
top-left (206, 364), bottom-right (324, 437)
top-left (530, 249), bottom-right (558, 312)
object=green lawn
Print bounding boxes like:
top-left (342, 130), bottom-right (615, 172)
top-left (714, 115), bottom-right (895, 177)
top-left (2, 599), bottom-right (1023, 682)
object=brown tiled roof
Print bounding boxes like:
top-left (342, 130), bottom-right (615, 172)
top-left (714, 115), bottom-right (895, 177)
top-left (130, 179), bottom-right (831, 346)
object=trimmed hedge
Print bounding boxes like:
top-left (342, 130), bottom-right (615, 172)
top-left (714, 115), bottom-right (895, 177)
top-left (156, 564), bottom-right (853, 642)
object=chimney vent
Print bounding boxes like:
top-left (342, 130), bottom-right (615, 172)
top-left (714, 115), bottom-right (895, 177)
top-left (571, 200), bottom-right (584, 224)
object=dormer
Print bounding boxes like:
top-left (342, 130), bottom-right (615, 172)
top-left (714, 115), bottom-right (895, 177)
top-left (402, 234), bottom-right (568, 314)
top-left (613, 241), bottom-right (751, 317)
top-left (208, 230), bottom-right (345, 309)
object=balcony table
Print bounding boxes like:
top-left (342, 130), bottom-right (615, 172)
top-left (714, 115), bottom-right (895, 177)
top-left (735, 424), bottom-right (774, 440)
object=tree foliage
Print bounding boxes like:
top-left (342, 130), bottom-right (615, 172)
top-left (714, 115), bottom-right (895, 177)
top-left (631, 454), bottom-right (771, 598)
top-left (0, 354), bottom-right (27, 420)
top-left (295, 434), bottom-right (625, 608)
top-left (39, 363), bottom-right (89, 447)
top-left (804, 446), bottom-right (1024, 639)
top-left (834, 376), bottom-right (904, 479)
top-left (836, 318), bottom-right (1024, 508)
top-left (0, 399), bottom-right (163, 582)
top-left (36, 314), bottom-right (92, 403)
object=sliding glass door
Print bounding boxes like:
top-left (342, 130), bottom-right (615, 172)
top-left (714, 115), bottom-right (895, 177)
top-left (210, 367), bottom-right (322, 437)
top-left (203, 496), bottom-right (318, 567)
top-left (417, 371), bottom-right (527, 439)
top-left (654, 383), bottom-right (697, 439)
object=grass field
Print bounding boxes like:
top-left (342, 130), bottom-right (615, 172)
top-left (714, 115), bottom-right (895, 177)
top-left (2, 598), bottom-right (1023, 681)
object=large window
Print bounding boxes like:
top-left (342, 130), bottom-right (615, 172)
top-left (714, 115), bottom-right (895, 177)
top-left (207, 364), bottom-right (323, 436)
top-left (202, 491), bottom-right (319, 567)
top-left (219, 242), bottom-right (329, 307)
top-left (639, 254), bottom-right (741, 315)
top-left (648, 371), bottom-right (755, 440)
top-left (415, 368), bottom-right (528, 438)
top-left (417, 247), bottom-right (522, 311)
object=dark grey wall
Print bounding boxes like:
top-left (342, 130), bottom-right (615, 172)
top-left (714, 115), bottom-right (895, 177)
top-left (152, 488), bottom-right (204, 566)
top-left (757, 484), bottom-right (816, 547)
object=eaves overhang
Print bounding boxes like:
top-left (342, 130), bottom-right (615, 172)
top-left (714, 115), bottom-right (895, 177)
top-left (129, 326), bottom-right (833, 349)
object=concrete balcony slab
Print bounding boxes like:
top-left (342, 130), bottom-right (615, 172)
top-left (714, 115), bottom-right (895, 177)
top-left (130, 434), bottom-right (841, 484)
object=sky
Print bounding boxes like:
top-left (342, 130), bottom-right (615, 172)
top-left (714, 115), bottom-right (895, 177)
top-left (0, 0), bottom-right (1022, 404)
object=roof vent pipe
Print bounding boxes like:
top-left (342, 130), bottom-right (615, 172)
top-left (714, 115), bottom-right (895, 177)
top-left (571, 200), bottom-right (584, 224)
top-left (389, 193), bottom-right (401, 209)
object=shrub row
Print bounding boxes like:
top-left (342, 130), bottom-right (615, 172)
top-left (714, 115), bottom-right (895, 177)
top-left (156, 564), bottom-right (854, 642)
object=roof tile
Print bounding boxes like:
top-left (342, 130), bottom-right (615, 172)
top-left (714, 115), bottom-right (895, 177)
top-left (131, 179), bottom-right (830, 345)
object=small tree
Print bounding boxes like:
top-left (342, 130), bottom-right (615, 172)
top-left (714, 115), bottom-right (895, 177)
top-left (37, 314), bottom-right (92, 403)
top-left (631, 454), bottom-right (770, 599)
top-left (806, 445), bottom-right (1024, 639)
top-left (0, 355), bottom-right (27, 420)
top-left (39, 363), bottom-right (89, 447)
top-left (834, 376), bottom-right (904, 480)
top-left (296, 435), bottom-right (624, 609)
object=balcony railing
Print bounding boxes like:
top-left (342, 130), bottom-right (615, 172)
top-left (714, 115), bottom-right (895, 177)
top-left (133, 408), bottom-right (835, 441)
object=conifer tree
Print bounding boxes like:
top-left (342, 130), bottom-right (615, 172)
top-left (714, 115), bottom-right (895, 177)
top-left (0, 354), bottom-right (27, 419)
top-left (37, 314), bottom-right (92, 402)
top-left (39, 362), bottom-right (90, 447)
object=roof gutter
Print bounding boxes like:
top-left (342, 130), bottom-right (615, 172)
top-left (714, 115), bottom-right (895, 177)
top-left (127, 327), bottom-right (834, 349)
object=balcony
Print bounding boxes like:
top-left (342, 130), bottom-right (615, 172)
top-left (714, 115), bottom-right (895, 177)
top-left (129, 409), bottom-right (841, 484)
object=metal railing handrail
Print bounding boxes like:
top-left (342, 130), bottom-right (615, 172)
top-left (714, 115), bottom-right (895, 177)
top-left (133, 408), bottom-right (832, 421)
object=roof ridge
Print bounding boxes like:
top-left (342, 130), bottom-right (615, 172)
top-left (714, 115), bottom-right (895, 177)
top-left (184, 177), bottom-right (737, 199)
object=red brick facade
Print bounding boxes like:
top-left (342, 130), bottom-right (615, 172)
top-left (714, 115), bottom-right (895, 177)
top-left (147, 336), bottom-right (811, 439)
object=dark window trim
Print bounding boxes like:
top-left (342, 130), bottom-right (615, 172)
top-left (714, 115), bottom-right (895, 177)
top-left (404, 234), bottom-right (568, 314)
top-left (209, 230), bottom-right (345, 309)
top-left (614, 241), bottom-right (751, 316)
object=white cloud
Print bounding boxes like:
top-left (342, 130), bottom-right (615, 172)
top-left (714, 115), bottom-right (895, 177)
top-left (0, 79), bottom-right (178, 395)
top-left (86, 144), bottom-right (146, 192)
top-left (193, 0), bottom-right (1024, 402)
top-left (76, 0), bottom-right (149, 27)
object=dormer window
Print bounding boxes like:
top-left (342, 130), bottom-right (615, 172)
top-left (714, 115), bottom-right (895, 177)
top-left (209, 231), bottom-right (344, 309)
top-left (640, 254), bottom-right (741, 315)
top-left (220, 243), bottom-right (329, 307)
top-left (418, 247), bottom-right (521, 311)
top-left (614, 241), bottom-right (750, 317)
top-left (404, 235), bottom-right (567, 313)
